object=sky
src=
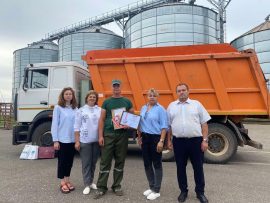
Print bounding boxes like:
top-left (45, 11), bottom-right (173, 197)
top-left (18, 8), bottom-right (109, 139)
top-left (0, 0), bottom-right (269, 102)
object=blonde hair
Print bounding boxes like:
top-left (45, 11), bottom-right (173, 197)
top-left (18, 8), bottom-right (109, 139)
top-left (85, 90), bottom-right (99, 105)
top-left (58, 87), bottom-right (78, 109)
top-left (147, 88), bottom-right (159, 97)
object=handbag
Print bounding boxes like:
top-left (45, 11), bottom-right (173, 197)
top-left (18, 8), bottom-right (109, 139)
top-left (27, 145), bottom-right (39, 160)
top-left (20, 145), bottom-right (31, 159)
top-left (38, 146), bottom-right (55, 159)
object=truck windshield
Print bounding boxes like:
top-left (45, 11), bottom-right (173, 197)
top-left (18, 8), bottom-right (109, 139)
top-left (28, 69), bottom-right (48, 89)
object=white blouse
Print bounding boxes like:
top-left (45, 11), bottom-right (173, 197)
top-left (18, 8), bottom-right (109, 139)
top-left (74, 104), bottom-right (101, 143)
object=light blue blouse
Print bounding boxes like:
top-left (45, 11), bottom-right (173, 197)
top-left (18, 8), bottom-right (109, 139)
top-left (51, 105), bottom-right (77, 143)
top-left (139, 103), bottom-right (168, 135)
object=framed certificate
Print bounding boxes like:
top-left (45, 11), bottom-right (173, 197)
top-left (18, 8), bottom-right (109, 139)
top-left (111, 107), bottom-right (126, 130)
top-left (120, 111), bottom-right (141, 130)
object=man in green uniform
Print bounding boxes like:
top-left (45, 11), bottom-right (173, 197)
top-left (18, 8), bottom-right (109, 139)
top-left (93, 79), bottom-right (134, 199)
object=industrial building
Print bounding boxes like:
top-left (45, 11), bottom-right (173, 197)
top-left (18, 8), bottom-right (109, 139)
top-left (231, 16), bottom-right (270, 91)
top-left (12, 41), bottom-right (58, 101)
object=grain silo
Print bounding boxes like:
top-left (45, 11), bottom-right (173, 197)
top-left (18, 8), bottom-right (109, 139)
top-left (231, 16), bottom-right (270, 91)
top-left (125, 3), bottom-right (220, 48)
top-left (12, 41), bottom-right (58, 101)
top-left (58, 26), bottom-right (123, 67)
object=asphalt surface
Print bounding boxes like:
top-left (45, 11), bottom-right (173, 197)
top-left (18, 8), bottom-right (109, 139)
top-left (0, 124), bottom-right (269, 203)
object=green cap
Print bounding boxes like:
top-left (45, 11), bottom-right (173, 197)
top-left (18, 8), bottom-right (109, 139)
top-left (111, 79), bottom-right (121, 85)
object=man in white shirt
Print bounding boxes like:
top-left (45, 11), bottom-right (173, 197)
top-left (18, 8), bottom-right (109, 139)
top-left (167, 83), bottom-right (211, 203)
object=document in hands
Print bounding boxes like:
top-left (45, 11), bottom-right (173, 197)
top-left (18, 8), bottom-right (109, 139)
top-left (120, 111), bottom-right (141, 130)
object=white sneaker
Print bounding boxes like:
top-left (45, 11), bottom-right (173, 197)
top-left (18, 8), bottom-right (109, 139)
top-left (143, 189), bottom-right (152, 196)
top-left (147, 192), bottom-right (160, 200)
top-left (90, 183), bottom-right (98, 190)
top-left (83, 187), bottom-right (91, 195)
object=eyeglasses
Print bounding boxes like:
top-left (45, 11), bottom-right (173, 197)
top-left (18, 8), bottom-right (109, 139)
top-left (144, 112), bottom-right (148, 119)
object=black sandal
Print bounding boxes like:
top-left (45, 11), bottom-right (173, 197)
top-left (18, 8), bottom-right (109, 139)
top-left (60, 183), bottom-right (70, 194)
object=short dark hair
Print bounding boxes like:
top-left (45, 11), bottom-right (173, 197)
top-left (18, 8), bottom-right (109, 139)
top-left (176, 83), bottom-right (189, 92)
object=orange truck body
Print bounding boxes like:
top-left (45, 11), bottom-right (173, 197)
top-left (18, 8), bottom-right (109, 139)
top-left (82, 43), bottom-right (270, 119)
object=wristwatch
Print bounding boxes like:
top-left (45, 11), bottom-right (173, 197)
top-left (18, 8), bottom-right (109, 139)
top-left (160, 139), bottom-right (164, 143)
top-left (203, 138), bottom-right (208, 143)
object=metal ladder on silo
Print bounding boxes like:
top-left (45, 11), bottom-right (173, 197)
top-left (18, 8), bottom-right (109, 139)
top-left (31, 0), bottom-right (180, 45)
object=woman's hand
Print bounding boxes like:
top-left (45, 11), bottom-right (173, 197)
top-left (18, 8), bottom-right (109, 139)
top-left (75, 142), bottom-right (80, 151)
top-left (156, 141), bottom-right (164, 153)
top-left (138, 137), bottom-right (142, 148)
top-left (54, 141), bottom-right (60, 150)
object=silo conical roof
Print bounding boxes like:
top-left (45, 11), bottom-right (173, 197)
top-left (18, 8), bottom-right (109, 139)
top-left (238, 20), bottom-right (270, 38)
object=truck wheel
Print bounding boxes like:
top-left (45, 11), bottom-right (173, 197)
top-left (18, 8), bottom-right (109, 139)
top-left (204, 123), bottom-right (237, 164)
top-left (162, 148), bottom-right (175, 162)
top-left (32, 122), bottom-right (53, 147)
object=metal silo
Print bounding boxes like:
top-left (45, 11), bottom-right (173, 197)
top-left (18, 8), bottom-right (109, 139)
top-left (231, 17), bottom-right (270, 92)
top-left (125, 3), bottom-right (220, 48)
top-left (58, 26), bottom-right (123, 67)
top-left (12, 41), bottom-right (58, 101)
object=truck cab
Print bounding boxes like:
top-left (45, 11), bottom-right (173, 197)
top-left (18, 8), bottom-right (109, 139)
top-left (13, 62), bottom-right (90, 147)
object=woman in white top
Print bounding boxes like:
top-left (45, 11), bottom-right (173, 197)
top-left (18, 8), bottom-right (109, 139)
top-left (74, 90), bottom-right (101, 195)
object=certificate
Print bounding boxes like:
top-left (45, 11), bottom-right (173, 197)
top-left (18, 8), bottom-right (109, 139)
top-left (120, 111), bottom-right (141, 130)
top-left (111, 107), bottom-right (126, 130)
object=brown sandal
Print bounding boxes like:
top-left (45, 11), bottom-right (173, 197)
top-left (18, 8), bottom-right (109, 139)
top-left (60, 183), bottom-right (70, 194)
top-left (66, 182), bottom-right (75, 191)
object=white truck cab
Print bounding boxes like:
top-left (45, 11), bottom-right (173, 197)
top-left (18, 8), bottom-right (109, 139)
top-left (13, 62), bottom-right (90, 146)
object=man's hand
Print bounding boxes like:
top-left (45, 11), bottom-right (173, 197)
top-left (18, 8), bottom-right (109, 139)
top-left (54, 141), bottom-right (60, 150)
top-left (138, 137), bottom-right (142, 148)
top-left (156, 141), bottom-right (164, 153)
top-left (122, 125), bottom-right (130, 129)
top-left (201, 140), bottom-right (208, 152)
top-left (167, 140), bottom-right (173, 151)
top-left (75, 142), bottom-right (80, 151)
top-left (99, 136), bottom-right (105, 147)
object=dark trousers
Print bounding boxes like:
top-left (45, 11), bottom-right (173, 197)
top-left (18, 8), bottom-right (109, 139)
top-left (141, 133), bottom-right (163, 193)
top-left (57, 142), bottom-right (75, 179)
top-left (173, 137), bottom-right (205, 195)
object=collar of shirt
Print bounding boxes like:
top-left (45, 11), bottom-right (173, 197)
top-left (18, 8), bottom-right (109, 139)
top-left (145, 102), bottom-right (160, 108)
top-left (65, 104), bottom-right (73, 108)
top-left (84, 104), bottom-right (98, 109)
top-left (176, 98), bottom-right (190, 105)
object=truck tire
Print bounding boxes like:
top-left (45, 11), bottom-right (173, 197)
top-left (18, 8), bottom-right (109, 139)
top-left (204, 123), bottom-right (237, 164)
top-left (162, 148), bottom-right (175, 162)
top-left (32, 121), bottom-right (54, 147)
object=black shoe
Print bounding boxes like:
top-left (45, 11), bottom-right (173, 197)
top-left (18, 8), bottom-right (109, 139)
top-left (178, 191), bottom-right (188, 202)
top-left (197, 194), bottom-right (208, 203)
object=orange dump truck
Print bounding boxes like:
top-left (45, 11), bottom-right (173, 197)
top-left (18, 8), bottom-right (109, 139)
top-left (82, 44), bottom-right (270, 164)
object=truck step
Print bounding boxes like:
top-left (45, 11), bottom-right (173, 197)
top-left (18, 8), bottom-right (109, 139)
top-left (18, 131), bottom-right (28, 136)
top-left (246, 140), bottom-right (263, 149)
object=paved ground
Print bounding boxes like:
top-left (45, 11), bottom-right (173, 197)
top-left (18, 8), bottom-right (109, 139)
top-left (0, 124), bottom-right (269, 203)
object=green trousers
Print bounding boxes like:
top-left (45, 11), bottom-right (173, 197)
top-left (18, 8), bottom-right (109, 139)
top-left (97, 131), bottom-right (128, 192)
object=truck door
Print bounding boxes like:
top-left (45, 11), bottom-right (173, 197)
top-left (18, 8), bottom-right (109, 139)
top-left (18, 68), bottom-right (50, 122)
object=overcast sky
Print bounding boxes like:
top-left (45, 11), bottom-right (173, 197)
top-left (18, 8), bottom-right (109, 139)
top-left (0, 0), bottom-right (269, 102)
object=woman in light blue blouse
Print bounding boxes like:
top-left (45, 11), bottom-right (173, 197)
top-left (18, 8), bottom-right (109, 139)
top-left (51, 87), bottom-right (78, 194)
top-left (138, 88), bottom-right (168, 201)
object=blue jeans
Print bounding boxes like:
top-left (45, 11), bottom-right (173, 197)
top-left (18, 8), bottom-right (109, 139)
top-left (141, 133), bottom-right (163, 193)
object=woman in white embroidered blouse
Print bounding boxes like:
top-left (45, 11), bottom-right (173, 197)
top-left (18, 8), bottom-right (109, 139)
top-left (74, 90), bottom-right (101, 195)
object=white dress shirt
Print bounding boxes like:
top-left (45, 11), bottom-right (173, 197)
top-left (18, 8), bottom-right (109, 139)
top-left (74, 104), bottom-right (101, 143)
top-left (167, 98), bottom-right (211, 138)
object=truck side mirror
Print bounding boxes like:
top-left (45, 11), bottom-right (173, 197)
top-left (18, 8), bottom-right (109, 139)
top-left (23, 68), bottom-right (29, 92)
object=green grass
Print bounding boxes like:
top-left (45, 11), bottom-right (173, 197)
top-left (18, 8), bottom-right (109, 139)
top-left (0, 115), bottom-right (16, 127)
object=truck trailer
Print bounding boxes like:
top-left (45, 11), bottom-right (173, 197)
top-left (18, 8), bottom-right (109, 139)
top-left (13, 44), bottom-right (270, 164)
